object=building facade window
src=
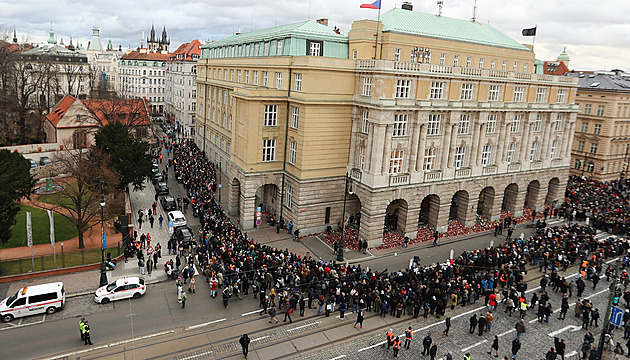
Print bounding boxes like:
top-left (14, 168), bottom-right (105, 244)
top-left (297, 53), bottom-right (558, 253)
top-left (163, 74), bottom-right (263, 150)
top-left (440, 53), bottom-right (446, 65)
top-left (395, 79), bottom-right (411, 98)
top-left (309, 41), bottom-right (321, 56)
top-left (263, 71), bottom-right (268, 87)
top-left (511, 114), bottom-right (521, 133)
top-left (550, 140), bottom-right (558, 158)
top-left (454, 146), bottom-right (466, 168)
top-left (361, 111), bottom-right (369, 134)
top-left (262, 139), bottom-right (276, 162)
top-left (466, 56), bottom-right (472, 68)
top-left (393, 114), bottom-right (408, 137)
top-left (554, 114), bottom-right (563, 131)
top-left (460, 83), bottom-right (474, 100)
top-left (245, 70), bottom-right (250, 84)
top-left (458, 114), bottom-right (471, 135)
top-left (479, 58), bottom-right (484, 69)
top-left (533, 114), bottom-right (543, 132)
top-left (481, 145), bottom-right (493, 166)
top-left (594, 124), bottom-right (601, 135)
top-left (427, 114), bottom-right (441, 135)
top-left (584, 104), bottom-right (591, 114)
top-left (488, 85), bottom-right (501, 101)
top-left (535, 88), bottom-right (547, 103)
top-left (294, 73), bottom-right (302, 92)
top-left (253, 71), bottom-right (258, 85)
top-left (581, 122), bottom-right (589, 132)
top-left (513, 86), bottom-right (525, 102)
top-left (556, 88), bottom-right (567, 103)
top-left (423, 148), bottom-right (436, 171)
top-left (429, 81), bottom-right (444, 99)
top-left (577, 140), bottom-right (585, 152)
top-left (486, 114), bottom-right (497, 134)
top-left (291, 106), bottom-right (299, 129)
top-left (264, 104), bottom-right (278, 126)
top-left (362, 77), bottom-right (372, 96)
top-left (394, 48), bottom-right (400, 61)
top-left (285, 185), bottom-right (293, 208)
top-left (590, 143), bottom-right (598, 154)
top-left (358, 145), bottom-right (366, 170)
top-left (597, 105), bottom-right (605, 116)
top-left (288, 141), bottom-right (297, 165)
top-left (453, 55), bottom-right (459, 67)
top-left (276, 72), bottom-right (282, 89)
top-left (530, 141), bottom-right (538, 161)
top-left (389, 150), bottom-right (404, 174)
top-left (506, 143), bottom-right (517, 163)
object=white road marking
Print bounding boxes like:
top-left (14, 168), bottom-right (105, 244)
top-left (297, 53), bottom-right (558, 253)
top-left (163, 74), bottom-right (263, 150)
top-left (242, 309), bottom-right (261, 316)
top-left (498, 329), bottom-right (515, 337)
top-left (461, 339), bottom-right (487, 352)
top-left (287, 321), bottom-right (321, 332)
top-left (46, 330), bottom-right (175, 359)
top-left (329, 356), bottom-right (347, 360)
top-left (185, 318), bottom-right (226, 331)
top-left (358, 341), bottom-right (385, 352)
top-left (252, 335), bottom-right (269, 342)
top-left (548, 325), bottom-right (582, 337)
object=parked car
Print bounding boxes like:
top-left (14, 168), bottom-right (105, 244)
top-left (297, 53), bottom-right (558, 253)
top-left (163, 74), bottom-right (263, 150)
top-left (160, 195), bottom-right (176, 211)
top-left (151, 162), bottom-right (160, 173)
top-left (0, 282), bottom-right (65, 322)
top-left (155, 181), bottom-right (169, 195)
top-left (39, 156), bottom-right (52, 166)
top-left (151, 172), bottom-right (164, 184)
top-left (167, 210), bottom-right (187, 227)
top-left (171, 226), bottom-right (195, 248)
top-left (94, 277), bottom-right (146, 304)
top-left (28, 159), bottom-right (38, 168)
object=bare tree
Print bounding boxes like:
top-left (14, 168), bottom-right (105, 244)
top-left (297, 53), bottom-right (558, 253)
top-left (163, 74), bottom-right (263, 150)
top-left (42, 139), bottom-right (119, 249)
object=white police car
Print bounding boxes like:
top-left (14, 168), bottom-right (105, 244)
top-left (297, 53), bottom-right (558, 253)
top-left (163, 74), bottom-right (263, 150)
top-left (94, 277), bottom-right (146, 304)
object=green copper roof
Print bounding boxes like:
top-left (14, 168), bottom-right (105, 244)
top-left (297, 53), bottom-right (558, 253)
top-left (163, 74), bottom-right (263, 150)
top-left (378, 8), bottom-right (531, 52)
top-left (47, 25), bottom-right (56, 45)
top-left (557, 47), bottom-right (570, 61)
top-left (202, 20), bottom-right (347, 48)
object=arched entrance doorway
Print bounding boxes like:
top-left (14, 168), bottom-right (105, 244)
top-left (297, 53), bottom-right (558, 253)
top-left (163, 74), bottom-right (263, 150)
top-left (449, 190), bottom-right (470, 224)
top-left (525, 180), bottom-right (541, 209)
top-left (418, 194), bottom-right (440, 229)
top-left (255, 183), bottom-right (280, 226)
top-left (385, 199), bottom-right (408, 233)
top-left (546, 177), bottom-right (561, 206)
top-left (346, 194), bottom-right (362, 231)
top-left (502, 183), bottom-right (518, 213)
top-left (477, 187), bottom-right (495, 218)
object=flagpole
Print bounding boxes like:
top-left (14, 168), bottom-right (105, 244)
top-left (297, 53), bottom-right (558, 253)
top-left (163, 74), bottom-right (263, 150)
top-left (374, 5), bottom-right (381, 59)
top-left (532, 25), bottom-right (537, 48)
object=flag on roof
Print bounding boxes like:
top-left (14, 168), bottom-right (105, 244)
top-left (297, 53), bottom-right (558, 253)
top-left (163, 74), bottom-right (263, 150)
top-left (360, 0), bottom-right (381, 9)
top-left (522, 27), bottom-right (537, 36)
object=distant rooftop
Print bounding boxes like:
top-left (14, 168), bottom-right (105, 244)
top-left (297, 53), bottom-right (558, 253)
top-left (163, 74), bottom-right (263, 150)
top-left (566, 71), bottom-right (630, 91)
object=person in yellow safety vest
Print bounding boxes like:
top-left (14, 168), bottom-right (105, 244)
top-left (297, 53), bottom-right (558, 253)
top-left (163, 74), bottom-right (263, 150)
top-left (82, 320), bottom-right (93, 345)
top-left (520, 301), bottom-right (528, 319)
top-left (393, 336), bottom-right (401, 357)
top-left (386, 329), bottom-right (394, 351)
top-left (79, 317), bottom-right (86, 341)
top-left (404, 326), bottom-right (413, 349)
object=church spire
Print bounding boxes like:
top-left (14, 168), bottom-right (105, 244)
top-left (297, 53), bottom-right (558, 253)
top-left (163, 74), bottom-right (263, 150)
top-left (12, 27), bottom-right (17, 44)
top-left (47, 23), bottom-right (57, 44)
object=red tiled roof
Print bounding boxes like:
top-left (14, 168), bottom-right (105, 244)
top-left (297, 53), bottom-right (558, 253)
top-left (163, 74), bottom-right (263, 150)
top-left (121, 51), bottom-right (170, 61)
top-left (45, 95), bottom-right (76, 127)
top-left (81, 98), bottom-right (152, 126)
top-left (169, 39), bottom-right (201, 61)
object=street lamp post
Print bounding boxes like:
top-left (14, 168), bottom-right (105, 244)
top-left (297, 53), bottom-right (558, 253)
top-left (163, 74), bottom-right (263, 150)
top-left (598, 261), bottom-right (620, 358)
top-left (99, 180), bottom-right (108, 287)
top-left (337, 173), bottom-right (353, 262)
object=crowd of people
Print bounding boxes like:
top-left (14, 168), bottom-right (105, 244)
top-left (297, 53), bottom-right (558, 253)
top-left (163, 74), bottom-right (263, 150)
top-left (156, 140), bottom-right (630, 359)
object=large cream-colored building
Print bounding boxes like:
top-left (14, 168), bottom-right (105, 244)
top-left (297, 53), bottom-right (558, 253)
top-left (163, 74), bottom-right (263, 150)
top-left (196, 7), bottom-right (579, 246)
top-left (570, 71), bottom-right (630, 182)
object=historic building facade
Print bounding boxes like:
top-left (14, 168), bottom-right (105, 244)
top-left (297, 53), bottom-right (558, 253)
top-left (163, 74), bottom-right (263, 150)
top-left (165, 40), bottom-right (202, 135)
top-left (196, 8), bottom-right (578, 246)
top-left (569, 71), bottom-right (630, 182)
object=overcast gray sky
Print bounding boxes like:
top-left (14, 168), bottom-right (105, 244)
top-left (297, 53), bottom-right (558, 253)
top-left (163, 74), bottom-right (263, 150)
top-left (2, 0), bottom-right (628, 71)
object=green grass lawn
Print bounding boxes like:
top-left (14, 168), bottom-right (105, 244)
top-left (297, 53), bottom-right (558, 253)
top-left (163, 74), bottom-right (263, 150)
top-left (3, 203), bottom-right (79, 249)
top-left (0, 247), bottom-right (122, 276)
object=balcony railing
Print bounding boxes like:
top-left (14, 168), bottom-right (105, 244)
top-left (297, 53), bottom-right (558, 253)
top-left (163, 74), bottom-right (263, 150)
top-left (483, 166), bottom-right (498, 175)
top-left (389, 174), bottom-right (410, 186)
top-left (455, 168), bottom-right (471, 178)
top-left (508, 163), bottom-right (521, 172)
top-left (424, 171), bottom-right (442, 182)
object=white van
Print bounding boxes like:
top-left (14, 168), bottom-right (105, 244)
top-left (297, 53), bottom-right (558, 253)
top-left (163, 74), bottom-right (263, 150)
top-left (0, 282), bottom-right (65, 322)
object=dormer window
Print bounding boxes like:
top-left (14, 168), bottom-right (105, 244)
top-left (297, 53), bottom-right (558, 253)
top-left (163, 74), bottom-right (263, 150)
top-left (306, 40), bottom-right (323, 56)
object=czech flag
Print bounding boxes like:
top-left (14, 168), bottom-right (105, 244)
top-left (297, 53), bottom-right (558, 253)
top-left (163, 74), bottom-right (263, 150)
top-left (360, 0), bottom-right (381, 9)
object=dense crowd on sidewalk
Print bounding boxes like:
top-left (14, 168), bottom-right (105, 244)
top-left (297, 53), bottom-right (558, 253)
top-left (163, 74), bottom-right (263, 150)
top-left (149, 139), bottom-right (630, 358)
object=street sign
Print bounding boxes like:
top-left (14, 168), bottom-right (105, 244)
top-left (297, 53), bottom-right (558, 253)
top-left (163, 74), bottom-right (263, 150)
top-left (218, 184), bottom-right (222, 189)
top-left (256, 211), bottom-right (262, 217)
top-left (256, 219), bottom-right (262, 226)
top-left (611, 306), bottom-right (624, 326)
top-left (103, 233), bottom-right (107, 250)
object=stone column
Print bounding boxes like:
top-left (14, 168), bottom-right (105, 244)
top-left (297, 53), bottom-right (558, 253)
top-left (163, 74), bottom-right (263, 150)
top-left (542, 115), bottom-right (554, 160)
top-left (526, 182), bottom-right (546, 211)
top-left (228, 178), bottom-right (240, 216)
top-left (415, 124), bottom-right (426, 172)
top-left (239, 194), bottom-right (257, 230)
top-left (405, 207), bottom-right (421, 239)
top-left (439, 119), bottom-right (453, 170)
top-left (520, 122), bottom-right (532, 163)
top-left (371, 125), bottom-right (385, 174)
top-left (457, 194), bottom-right (476, 227)
top-left (435, 197), bottom-right (450, 233)
top-left (382, 125), bottom-right (393, 174)
top-left (498, 114), bottom-right (511, 162)
top-left (546, 180), bottom-right (564, 205)
top-left (409, 113), bottom-right (421, 172)
top-left (513, 189), bottom-right (527, 217)
top-left (359, 211), bottom-right (386, 248)
top-left (366, 123), bottom-right (375, 172)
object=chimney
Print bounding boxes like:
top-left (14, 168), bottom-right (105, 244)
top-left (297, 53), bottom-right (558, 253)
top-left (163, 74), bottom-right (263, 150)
top-left (316, 18), bottom-right (329, 26)
top-left (402, 2), bottom-right (413, 11)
